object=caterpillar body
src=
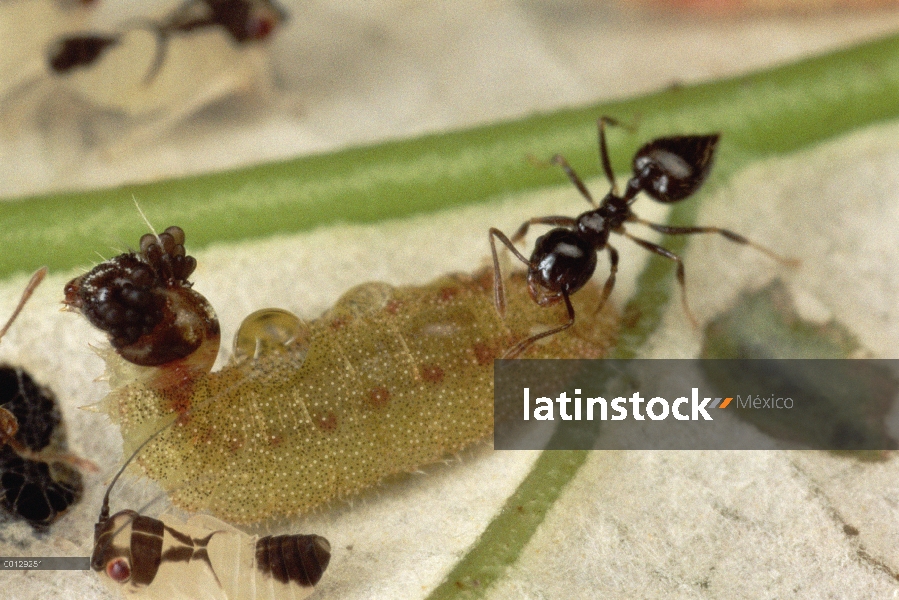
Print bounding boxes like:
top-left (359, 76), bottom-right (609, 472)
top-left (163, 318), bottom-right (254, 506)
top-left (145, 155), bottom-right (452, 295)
top-left (67, 228), bottom-right (618, 524)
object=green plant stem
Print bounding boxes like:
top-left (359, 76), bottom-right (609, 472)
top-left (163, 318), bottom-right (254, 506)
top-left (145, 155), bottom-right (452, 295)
top-left (4, 33), bottom-right (899, 277)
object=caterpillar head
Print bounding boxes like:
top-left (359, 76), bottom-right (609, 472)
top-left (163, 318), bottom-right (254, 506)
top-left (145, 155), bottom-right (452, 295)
top-left (64, 226), bottom-right (220, 374)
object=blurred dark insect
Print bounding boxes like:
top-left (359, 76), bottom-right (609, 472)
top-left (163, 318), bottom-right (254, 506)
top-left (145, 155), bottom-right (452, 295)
top-left (0, 367), bottom-right (85, 527)
top-left (0, 267), bottom-right (93, 528)
top-left (48, 0), bottom-right (288, 81)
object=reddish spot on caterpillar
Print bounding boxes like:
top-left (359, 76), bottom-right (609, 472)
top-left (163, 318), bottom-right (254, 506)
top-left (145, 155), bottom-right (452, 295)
top-left (314, 412), bottom-right (339, 433)
top-left (439, 286), bottom-right (460, 302)
top-left (384, 299), bottom-right (402, 315)
top-left (366, 386), bottom-right (391, 409)
top-left (421, 364), bottom-right (445, 384)
top-left (329, 316), bottom-right (350, 331)
top-left (472, 341), bottom-right (500, 366)
top-left (67, 227), bottom-right (618, 523)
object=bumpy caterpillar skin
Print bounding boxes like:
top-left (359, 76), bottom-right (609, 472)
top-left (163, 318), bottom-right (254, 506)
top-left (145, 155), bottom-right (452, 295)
top-left (70, 231), bottom-right (618, 524)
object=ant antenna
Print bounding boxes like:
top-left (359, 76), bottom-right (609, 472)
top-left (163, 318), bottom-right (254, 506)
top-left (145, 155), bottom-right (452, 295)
top-left (0, 267), bottom-right (48, 343)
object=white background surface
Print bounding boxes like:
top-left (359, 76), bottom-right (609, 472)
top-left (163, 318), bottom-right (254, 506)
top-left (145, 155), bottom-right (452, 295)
top-left (1, 1), bottom-right (899, 598)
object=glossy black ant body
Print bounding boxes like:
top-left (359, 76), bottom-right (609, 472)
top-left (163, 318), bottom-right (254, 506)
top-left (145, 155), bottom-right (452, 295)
top-left (48, 0), bottom-right (287, 80)
top-left (490, 117), bottom-right (797, 359)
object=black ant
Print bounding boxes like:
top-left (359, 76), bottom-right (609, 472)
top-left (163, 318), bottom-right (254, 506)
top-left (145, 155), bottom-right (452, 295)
top-left (490, 117), bottom-right (797, 359)
top-left (48, 0), bottom-right (288, 81)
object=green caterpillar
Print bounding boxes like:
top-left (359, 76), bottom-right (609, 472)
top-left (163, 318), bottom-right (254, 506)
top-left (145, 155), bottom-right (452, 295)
top-left (65, 226), bottom-right (617, 523)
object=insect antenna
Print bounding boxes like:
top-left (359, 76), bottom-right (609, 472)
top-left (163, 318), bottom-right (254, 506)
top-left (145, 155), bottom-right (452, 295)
top-left (97, 418), bottom-right (170, 526)
top-left (0, 267), bottom-right (47, 343)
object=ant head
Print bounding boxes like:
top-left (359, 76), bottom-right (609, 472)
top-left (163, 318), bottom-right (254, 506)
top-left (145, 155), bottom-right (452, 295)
top-left (63, 226), bottom-right (220, 369)
top-left (631, 134), bottom-right (719, 203)
top-left (91, 509), bottom-right (141, 590)
top-left (527, 230), bottom-right (599, 304)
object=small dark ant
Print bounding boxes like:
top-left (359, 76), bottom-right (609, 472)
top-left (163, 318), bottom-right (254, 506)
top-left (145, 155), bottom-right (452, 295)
top-left (48, 0), bottom-right (288, 80)
top-left (490, 116), bottom-right (798, 359)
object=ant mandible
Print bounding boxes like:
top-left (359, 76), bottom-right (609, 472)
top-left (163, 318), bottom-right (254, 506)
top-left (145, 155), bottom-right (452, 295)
top-left (490, 116), bottom-right (797, 359)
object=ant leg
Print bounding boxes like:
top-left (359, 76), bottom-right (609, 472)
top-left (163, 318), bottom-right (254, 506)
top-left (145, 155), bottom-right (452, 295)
top-left (489, 228), bottom-right (531, 318)
top-left (623, 232), bottom-right (698, 327)
top-left (552, 155), bottom-right (597, 208)
top-left (510, 216), bottom-right (577, 244)
top-left (630, 217), bottom-right (800, 267)
top-left (502, 290), bottom-right (576, 359)
top-left (597, 116), bottom-right (621, 195)
top-left (593, 245), bottom-right (619, 316)
top-left (144, 27), bottom-right (170, 83)
top-left (0, 267), bottom-right (47, 342)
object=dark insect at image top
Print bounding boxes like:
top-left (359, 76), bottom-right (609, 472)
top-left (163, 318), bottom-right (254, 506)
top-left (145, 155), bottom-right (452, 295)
top-left (91, 429), bottom-right (331, 600)
top-left (490, 116), bottom-right (799, 358)
top-left (48, 0), bottom-right (288, 81)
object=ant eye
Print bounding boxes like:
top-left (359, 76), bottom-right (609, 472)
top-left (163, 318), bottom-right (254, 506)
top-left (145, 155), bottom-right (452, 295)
top-left (632, 134), bottom-right (719, 203)
top-left (246, 15), bottom-right (276, 40)
top-left (106, 558), bottom-right (131, 583)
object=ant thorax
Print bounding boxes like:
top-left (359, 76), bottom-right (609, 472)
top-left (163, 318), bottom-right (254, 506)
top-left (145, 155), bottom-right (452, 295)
top-left (68, 227), bottom-right (619, 524)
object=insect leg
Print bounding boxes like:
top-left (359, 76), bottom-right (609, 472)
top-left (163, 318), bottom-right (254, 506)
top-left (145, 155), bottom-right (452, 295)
top-left (593, 245), bottom-right (619, 316)
top-left (597, 116), bottom-right (621, 195)
top-left (630, 217), bottom-right (800, 267)
top-left (510, 216), bottom-right (577, 244)
top-left (502, 290), bottom-right (576, 359)
top-left (551, 155), bottom-right (597, 208)
top-left (623, 232), bottom-right (698, 327)
top-left (489, 228), bottom-right (531, 318)
top-left (0, 266), bottom-right (46, 342)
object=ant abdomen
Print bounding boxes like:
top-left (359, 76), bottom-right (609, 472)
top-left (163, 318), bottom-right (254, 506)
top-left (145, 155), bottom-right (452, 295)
top-left (64, 226), bottom-right (220, 373)
top-left (630, 134), bottom-right (720, 203)
top-left (47, 35), bottom-right (118, 74)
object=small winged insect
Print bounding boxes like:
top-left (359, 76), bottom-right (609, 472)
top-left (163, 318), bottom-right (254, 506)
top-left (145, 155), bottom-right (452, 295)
top-left (0, 0), bottom-right (97, 102)
top-left (490, 116), bottom-right (797, 358)
top-left (92, 427), bottom-right (331, 599)
top-left (0, 267), bottom-right (92, 527)
top-left (65, 225), bottom-right (618, 523)
top-left (48, 0), bottom-right (288, 81)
